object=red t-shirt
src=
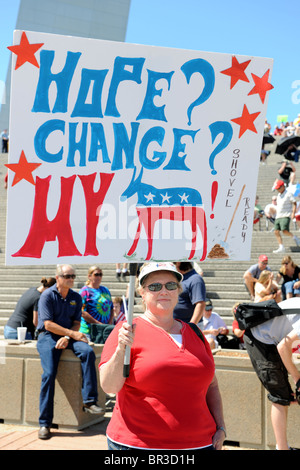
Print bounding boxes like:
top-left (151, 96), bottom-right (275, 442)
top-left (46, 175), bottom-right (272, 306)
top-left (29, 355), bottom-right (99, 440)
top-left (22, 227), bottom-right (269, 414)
top-left (99, 317), bottom-right (216, 449)
top-left (232, 319), bottom-right (244, 342)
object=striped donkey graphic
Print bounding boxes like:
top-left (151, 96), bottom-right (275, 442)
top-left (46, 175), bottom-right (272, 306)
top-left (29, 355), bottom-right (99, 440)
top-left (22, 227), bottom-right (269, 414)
top-left (121, 167), bottom-right (207, 261)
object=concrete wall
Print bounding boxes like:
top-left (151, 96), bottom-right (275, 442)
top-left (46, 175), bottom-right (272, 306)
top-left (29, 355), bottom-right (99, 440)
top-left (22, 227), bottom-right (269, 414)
top-left (0, 341), bottom-right (105, 430)
top-left (214, 350), bottom-right (300, 450)
top-left (1, 341), bottom-right (299, 446)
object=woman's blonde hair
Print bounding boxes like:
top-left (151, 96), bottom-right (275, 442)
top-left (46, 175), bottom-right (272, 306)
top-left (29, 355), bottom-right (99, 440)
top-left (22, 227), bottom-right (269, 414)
top-left (231, 302), bottom-right (240, 316)
top-left (258, 270), bottom-right (272, 285)
top-left (86, 265), bottom-right (102, 285)
top-left (280, 255), bottom-right (296, 275)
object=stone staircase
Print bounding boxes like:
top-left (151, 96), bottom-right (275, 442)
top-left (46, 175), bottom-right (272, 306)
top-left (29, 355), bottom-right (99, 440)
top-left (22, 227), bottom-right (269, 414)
top-left (200, 140), bottom-right (300, 325)
top-left (1, 140), bottom-right (300, 336)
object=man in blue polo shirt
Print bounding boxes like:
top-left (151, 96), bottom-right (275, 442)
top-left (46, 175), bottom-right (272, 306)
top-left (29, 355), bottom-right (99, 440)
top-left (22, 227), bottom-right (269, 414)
top-left (173, 262), bottom-right (206, 324)
top-left (37, 264), bottom-right (104, 440)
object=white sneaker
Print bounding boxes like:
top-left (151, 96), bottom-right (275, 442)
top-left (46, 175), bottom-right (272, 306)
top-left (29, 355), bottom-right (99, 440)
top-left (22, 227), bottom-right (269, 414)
top-left (273, 246), bottom-right (285, 253)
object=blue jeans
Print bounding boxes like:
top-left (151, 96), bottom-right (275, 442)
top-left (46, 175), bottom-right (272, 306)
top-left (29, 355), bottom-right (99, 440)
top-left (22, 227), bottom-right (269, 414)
top-left (282, 280), bottom-right (300, 299)
top-left (107, 438), bottom-right (133, 450)
top-left (37, 332), bottom-right (98, 427)
top-left (4, 325), bottom-right (33, 340)
top-left (107, 438), bottom-right (214, 451)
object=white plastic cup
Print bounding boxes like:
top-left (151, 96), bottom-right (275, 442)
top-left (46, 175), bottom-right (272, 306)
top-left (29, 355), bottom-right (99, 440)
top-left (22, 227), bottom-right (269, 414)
top-left (17, 327), bottom-right (27, 342)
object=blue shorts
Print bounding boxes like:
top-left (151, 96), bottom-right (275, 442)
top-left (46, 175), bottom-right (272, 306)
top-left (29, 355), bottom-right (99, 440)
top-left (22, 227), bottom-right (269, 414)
top-left (244, 330), bottom-right (294, 406)
top-left (284, 280), bottom-right (300, 296)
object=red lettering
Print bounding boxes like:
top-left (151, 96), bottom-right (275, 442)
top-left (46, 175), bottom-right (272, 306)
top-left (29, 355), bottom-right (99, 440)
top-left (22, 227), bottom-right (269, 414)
top-left (78, 172), bottom-right (114, 256)
top-left (12, 173), bottom-right (114, 258)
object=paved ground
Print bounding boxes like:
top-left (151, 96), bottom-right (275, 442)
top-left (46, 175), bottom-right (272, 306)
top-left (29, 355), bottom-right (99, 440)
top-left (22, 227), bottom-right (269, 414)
top-left (0, 419), bottom-right (109, 450)
top-left (0, 419), bottom-right (249, 451)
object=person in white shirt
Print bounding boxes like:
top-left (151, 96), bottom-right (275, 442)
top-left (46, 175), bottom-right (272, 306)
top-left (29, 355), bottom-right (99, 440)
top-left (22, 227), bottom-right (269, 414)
top-left (244, 298), bottom-right (300, 450)
top-left (273, 179), bottom-right (300, 253)
top-left (264, 196), bottom-right (277, 230)
top-left (198, 299), bottom-right (229, 349)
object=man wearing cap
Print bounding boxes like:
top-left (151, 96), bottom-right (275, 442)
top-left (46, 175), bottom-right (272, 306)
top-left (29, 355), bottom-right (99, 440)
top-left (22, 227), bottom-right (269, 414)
top-left (198, 299), bottom-right (229, 350)
top-left (173, 262), bottom-right (206, 324)
top-left (243, 255), bottom-right (271, 300)
top-left (273, 179), bottom-right (300, 253)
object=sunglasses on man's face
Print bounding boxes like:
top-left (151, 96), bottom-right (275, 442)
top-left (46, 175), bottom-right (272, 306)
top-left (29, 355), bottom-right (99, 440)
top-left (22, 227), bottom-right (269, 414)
top-left (145, 281), bottom-right (179, 292)
top-left (61, 274), bottom-right (76, 279)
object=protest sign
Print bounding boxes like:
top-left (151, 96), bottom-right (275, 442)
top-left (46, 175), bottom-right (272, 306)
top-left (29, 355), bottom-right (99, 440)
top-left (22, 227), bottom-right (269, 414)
top-left (5, 30), bottom-right (273, 265)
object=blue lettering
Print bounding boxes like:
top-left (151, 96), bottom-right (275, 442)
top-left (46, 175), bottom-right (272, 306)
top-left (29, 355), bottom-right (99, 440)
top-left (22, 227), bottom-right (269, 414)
top-left (181, 58), bottom-right (215, 125)
top-left (67, 122), bottom-right (88, 167)
top-left (139, 126), bottom-right (166, 169)
top-left (89, 123), bottom-right (110, 163)
top-left (111, 122), bottom-right (139, 171)
top-left (136, 70), bottom-right (174, 122)
top-left (71, 68), bottom-right (108, 118)
top-left (164, 128), bottom-right (199, 171)
top-left (208, 121), bottom-right (233, 175)
top-left (32, 50), bottom-right (81, 113)
top-left (34, 119), bottom-right (65, 163)
top-left (105, 57), bottom-right (145, 117)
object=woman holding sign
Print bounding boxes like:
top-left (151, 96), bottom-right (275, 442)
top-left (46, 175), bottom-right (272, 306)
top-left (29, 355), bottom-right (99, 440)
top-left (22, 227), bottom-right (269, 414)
top-left (100, 262), bottom-right (226, 451)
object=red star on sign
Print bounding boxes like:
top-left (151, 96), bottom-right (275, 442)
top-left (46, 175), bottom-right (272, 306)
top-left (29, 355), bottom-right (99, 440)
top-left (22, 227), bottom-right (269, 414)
top-left (7, 31), bottom-right (44, 70)
top-left (5, 151), bottom-right (41, 186)
top-left (248, 69), bottom-right (274, 103)
top-left (221, 56), bottom-right (251, 89)
top-left (231, 105), bottom-right (261, 138)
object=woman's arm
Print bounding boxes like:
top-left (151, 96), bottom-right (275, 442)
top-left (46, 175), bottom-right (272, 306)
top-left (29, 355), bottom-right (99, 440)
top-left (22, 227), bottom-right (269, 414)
top-left (277, 330), bottom-right (300, 386)
top-left (100, 322), bottom-right (135, 394)
top-left (33, 309), bottom-right (38, 327)
top-left (206, 374), bottom-right (226, 450)
top-left (108, 307), bottom-right (115, 325)
top-left (256, 279), bottom-right (273, 297)
top-left (44, 320), bottom-right (88, 348)
top-left (81, 310), bottom-right (102, 324)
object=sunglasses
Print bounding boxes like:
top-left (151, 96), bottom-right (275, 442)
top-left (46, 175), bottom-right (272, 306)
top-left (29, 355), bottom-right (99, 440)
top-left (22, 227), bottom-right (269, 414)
top-left (145, 281), bottom-right (179, 292)
top-left (93, 272), bottom-right (103, 277)
top-left (61, 274), bottom-right (76, 279)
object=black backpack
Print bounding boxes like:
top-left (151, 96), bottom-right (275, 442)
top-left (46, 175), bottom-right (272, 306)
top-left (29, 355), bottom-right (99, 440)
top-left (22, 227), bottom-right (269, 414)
top-left (235, 299), bottom-right (283, 330)
top-left (188, 322), bottom-right (205, 344)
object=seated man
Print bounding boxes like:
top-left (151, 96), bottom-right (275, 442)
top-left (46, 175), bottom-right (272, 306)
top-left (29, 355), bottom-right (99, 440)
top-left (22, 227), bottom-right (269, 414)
top-left (244, 297), bottom-right (300, 450)
top-left (198, 299), bottom-right (229, 350)
top-left (243, 255), bottom-right (271, 300)
top-left (36, 264), bottom-right (104, 440)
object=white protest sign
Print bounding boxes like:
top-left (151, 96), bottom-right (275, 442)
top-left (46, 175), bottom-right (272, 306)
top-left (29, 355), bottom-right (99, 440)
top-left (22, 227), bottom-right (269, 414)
top-left (5, 30), bottom-right (273, 265)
